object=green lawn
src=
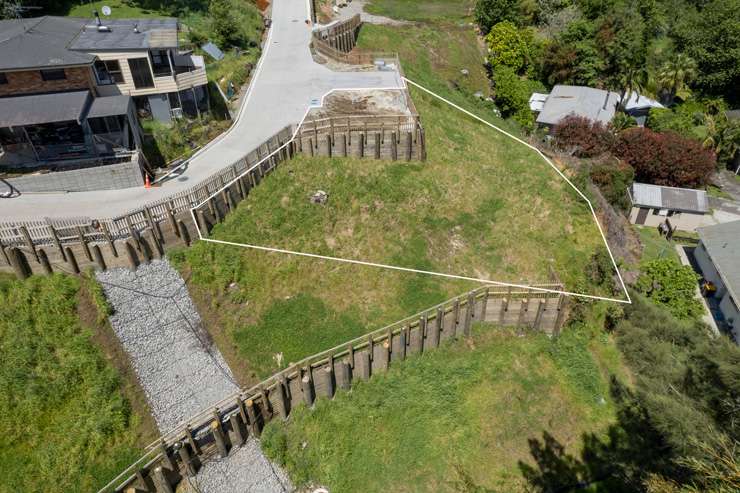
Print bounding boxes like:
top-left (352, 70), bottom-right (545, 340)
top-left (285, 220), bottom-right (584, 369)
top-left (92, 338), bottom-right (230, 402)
top-left (635, 226), bottom-right (680, 263)
top-left (365, 0), bottom-right (476, 23)
top-left (0, 274), bottom-right (149, 493)
top-left (262, 322), bottom-right (624, 492)
top-left (65, 0), bottom-right (167, 18)
top-left (172, 81), bottom-right (605, 380)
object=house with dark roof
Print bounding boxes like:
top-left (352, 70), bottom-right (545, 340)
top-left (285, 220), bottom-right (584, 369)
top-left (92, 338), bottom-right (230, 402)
top-left (0, 14), bottom-right (210, 178)
top-left (628, 182), bottom-right (711, 231)
top-left (694, 220), bottom-right (740, 342)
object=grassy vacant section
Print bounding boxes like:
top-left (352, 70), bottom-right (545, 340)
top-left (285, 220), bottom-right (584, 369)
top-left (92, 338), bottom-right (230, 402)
top-left (0, 273), bottom-right (149, 493)
top-left (365, 0), bottom-right (475, 23)
top-left (173, 84), bottom-right (604, 381)
top-left (262, 322), bottom-right (626, 492)
top-left (356, 3), bottom-right (520, 135)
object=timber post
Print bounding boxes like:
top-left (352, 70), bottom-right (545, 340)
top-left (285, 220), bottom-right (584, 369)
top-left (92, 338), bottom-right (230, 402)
top-left (65, 247), bottom-right (80, 274)
top-left (38, 248), bottom-right (53, 275)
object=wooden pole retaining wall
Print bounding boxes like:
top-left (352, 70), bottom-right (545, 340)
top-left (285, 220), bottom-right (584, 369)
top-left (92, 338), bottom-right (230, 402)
top-left (101, 285), bottom-right (566, 492)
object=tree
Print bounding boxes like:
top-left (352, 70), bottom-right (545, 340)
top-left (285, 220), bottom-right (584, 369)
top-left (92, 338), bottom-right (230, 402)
top-left (209, 0), bottom-right (263, 49)
top-left (618, 65), bottom-right (648, 111)
top-left (672, 0), bottom-right (740, 102)
top-left (552, 115), bottom-right (615, 157)
top-left (475, 0), bottom-right (522, 34)
top-left (492, 66), bottom-right (534, 128)
top-left (485, 21), bottom-right (531, 73)
top-left (614, 128), bottom-right (716, 188)
top-left (657, 54), bottom-right (698, 106)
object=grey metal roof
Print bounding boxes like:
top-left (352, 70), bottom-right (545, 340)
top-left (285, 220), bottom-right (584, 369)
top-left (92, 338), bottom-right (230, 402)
top-left (0, 17), bottom-right (94, 70)
top-left (0, 90), bottom-right (92, 127)
top-left (87, 95), bottom-right (131, 118)
top-left (623, 91), bottom-right (664, 111)
top-left (630, 182), bottom-right (709, 213)
top-left (536, 85), bottom-right (621, 126)
top-left (698, 220), bottom-right (740, 306)
top-left (69, 18), bottom-right (178, 51)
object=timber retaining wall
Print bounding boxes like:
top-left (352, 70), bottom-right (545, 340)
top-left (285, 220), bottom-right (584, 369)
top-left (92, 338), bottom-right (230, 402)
top-left (99, 283), bottom-right (566, 492)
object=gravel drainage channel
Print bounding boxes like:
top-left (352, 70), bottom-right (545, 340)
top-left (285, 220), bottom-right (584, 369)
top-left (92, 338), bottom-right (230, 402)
top-left (97, 259), bottom-right (292, 492)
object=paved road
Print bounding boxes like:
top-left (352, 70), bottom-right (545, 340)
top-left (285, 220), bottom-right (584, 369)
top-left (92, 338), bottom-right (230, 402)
top-left (1, 0), bottom-right (403, 221)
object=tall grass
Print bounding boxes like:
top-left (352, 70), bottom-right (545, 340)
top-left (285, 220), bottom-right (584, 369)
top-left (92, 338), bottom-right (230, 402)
top-left (0, 274), bottom-right (142, 492)
top-left (262, 324), bottom-right (620, 492)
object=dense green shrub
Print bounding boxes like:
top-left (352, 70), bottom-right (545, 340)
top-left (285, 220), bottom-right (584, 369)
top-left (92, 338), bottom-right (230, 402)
top-left (209, 0), bottom-right (263, 48)
top-left (589, 160), bottom-right (634, 211)
top-left (485, 21), bottom-right (531, 73)
top-left (636, 258), bottom-right (703, 320)
top-left (474, 0), bottom-right (523, 34)
top-left (492, 66), bottom-right (535, 128)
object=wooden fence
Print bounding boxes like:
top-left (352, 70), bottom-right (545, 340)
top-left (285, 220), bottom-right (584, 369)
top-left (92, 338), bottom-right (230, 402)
top-left (0, 126), bottom-right (296, 278)
top-left (295, 113), bottom-right (426, 161)
top-left (98, 283), bottom-right (566, 493)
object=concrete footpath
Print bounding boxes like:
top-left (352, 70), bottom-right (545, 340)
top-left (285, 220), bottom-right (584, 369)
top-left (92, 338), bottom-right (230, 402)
top-left (97, 260), bottom-right (291, 492)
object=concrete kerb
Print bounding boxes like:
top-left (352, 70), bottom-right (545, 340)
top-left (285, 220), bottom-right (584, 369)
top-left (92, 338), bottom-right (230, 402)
top-left (187, 78), bottom-right (631, 305)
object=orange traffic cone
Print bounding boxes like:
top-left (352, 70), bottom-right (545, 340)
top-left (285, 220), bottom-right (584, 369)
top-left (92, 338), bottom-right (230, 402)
top-left (144, 174), bottom-right (151, 189)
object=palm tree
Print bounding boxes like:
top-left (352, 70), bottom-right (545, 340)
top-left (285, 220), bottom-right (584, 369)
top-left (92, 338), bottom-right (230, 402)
top-left (618, 66), bottom-right (649, 111)
top-left (657, 53), bottom-right (697, 106)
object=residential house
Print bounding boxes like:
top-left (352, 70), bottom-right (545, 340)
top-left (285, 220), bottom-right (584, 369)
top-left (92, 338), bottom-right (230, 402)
top-left (0, 14), bottom-right (210, 172)
top-left (0, 16), bottom-right (143, 169)
top-left (628, 182), bottom-right (710, 231)
top-left (694, 220), bottom-right (740, 342)
top-left (622, 91), bottom-right (664, 126)
top-left (532, 85), bottom-right (621, 131)
top-left (70, 16), bottom-right (209, 121)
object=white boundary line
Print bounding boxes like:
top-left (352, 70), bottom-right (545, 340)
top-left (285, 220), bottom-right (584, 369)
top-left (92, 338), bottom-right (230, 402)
top-left (188, 78), bottom-right (631, 305)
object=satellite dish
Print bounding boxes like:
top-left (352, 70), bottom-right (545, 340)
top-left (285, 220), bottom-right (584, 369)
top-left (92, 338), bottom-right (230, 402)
top-left (101, 5), bottom-right (112, 16)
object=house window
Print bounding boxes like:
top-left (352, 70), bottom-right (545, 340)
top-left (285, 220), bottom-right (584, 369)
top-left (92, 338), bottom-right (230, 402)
top-left (149, 50), bottom-right (172, 77)
top-left (40, 68), bottom-right (66, 81)
top-left (127, 58), bottom-right (154, 89)
top-left (93, 60), bottom-right (124, 85)
top-left (0, 73), bottom-right (7, 85)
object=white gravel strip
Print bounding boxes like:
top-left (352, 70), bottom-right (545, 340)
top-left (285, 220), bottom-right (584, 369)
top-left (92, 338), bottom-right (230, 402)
top-left (183, 438), bottom-right (293, 493)
top-left (97, 259), bottom-right (239, 434)
top-left (97, 259), bottom-right (293, 492)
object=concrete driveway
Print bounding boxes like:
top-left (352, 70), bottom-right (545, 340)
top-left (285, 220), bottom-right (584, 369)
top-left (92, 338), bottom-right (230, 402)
top-left (1, 0), bottom-right (403, 221)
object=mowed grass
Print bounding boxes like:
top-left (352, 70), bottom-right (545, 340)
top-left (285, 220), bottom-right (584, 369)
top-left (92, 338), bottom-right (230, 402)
top-left (261, 323), bottom-right (621, 492)
top-left (0, 274), bottom-right (146, 493)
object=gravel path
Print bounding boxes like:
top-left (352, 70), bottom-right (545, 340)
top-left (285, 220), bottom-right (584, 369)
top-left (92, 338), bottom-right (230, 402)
top-left (183, 438), bottom-right (292, 493)
top-left (97, 259), bottom-right (292, 492)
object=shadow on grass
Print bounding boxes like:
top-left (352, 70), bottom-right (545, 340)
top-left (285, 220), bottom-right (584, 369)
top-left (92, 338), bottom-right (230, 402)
top-left (519, 378), bottom-right (685, 493)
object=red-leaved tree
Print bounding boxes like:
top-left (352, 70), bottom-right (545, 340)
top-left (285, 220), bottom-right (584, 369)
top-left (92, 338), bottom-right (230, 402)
top-left (614, 128), bottom-right (716, 188)
top-left (552, 115), bottom-right (615, 158)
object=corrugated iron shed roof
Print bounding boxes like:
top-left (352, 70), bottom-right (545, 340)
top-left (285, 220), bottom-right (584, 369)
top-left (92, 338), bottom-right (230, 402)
top-left (630, 182), bottom-right (709, 213)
